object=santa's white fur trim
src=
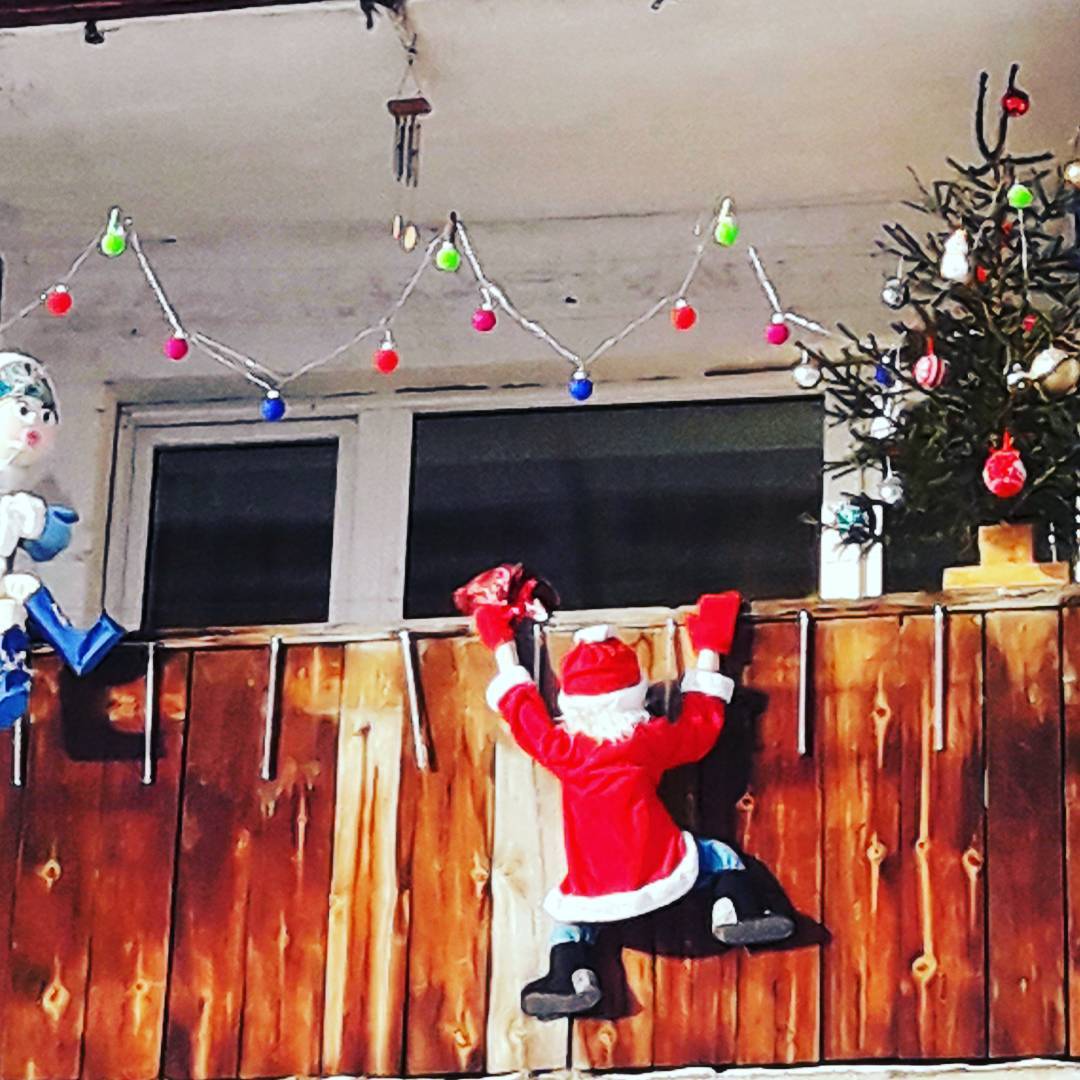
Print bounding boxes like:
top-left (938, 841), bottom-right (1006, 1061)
top-left (558, 674), bottom-right (648, 717)
top-left (573, 624), bottom-right (615, 643)
top-left (486, 665), bottom-right (533, 711)
top-left (543, 831), bottom-right (699, 923)
top-left (681, 669), bottom-right (734, 702)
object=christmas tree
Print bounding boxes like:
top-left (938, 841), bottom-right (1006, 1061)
top-left (799, 65), bottom-right (1080, 574)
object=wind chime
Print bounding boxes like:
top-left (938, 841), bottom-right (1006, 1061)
top-left (388, 94), bottom-right (430, 253)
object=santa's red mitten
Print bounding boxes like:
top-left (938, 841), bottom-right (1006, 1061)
top-left (686, 591), bottom-right (742, 657)
top-left (474, 604), bottom-right (517, 651)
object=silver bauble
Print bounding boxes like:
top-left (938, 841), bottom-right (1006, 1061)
top-left (878, 473), bottom-right (904, 506)
top-left (792, 359), bottom-right (822, 389)
top-left (881, 277), bottom-right (908, 309)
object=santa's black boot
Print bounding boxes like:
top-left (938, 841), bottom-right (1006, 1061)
top-left (710, 868), bottom-right (795, 947)
top-left (520, 941), bottom-right (602, 1020)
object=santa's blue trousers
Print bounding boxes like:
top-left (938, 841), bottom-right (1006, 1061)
top-left (550, 837), bottom-right (744, 946)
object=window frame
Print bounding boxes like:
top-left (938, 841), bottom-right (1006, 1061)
top-left (106, 373), bottom-right (879, 630)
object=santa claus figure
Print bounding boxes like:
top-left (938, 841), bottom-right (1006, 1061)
top-left (476, 591), bottom-right (794, 1020)
top-left (0, 352), bottom-right (124, 730)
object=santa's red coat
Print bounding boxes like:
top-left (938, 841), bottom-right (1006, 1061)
top-left (488, 666), bottom-right (733, 923)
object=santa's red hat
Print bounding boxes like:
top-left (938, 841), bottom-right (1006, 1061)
top-left (558, 625), bottom-right (648, 715)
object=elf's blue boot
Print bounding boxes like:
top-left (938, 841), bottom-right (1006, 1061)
top-left (25, 584), bottom-right (124, 676)
top-left (0, 626), bottom-right (31, 730)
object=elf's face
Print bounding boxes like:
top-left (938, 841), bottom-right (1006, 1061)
top-left (0, 393), bottom-right (58, 470)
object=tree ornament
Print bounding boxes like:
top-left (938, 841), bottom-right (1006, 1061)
top-left (975, 265), bottom-right (989, 284)
top-left (670, 298), bottom-right (697, 331)
top-left (881, 276), bottom-right (908, 309)
top-left (1022, 313), bottom-right (1038, 333)
top-left (792, 352), bottom-right (821, 389)
top-left (834, 497), bottom-right (876, 544)
top-left (939, 229), bottom-right (971, 282)
top-left (765, 314), bottom-right (789, 346)
top-left (43, 286), bottom-right (72, 317)
top-left (260, 390), bottom-right (286, 422)
top-left (982, 432), bottom-right (1026, 498)
top-left (387, 95), bottom-right (431, 187)
top-left (868, 394), bottom-right (901, 440)
top-left (568, 368), bottom-right (593, 401)
top-left (914, 338), bottom-right (948, 389)
top-left (99, 207), bottom-right (126, 258)
top-left (374, 332), bottom-right (400, 374)
top-left (472, 305), bottom-right (497, 333)
top-left (1064, 160), bottom-right (1080, 190)
top-left (1007, 182), bottom-right (1033, 209)
top-left (435, 239), bottom-right (461, 272)
top-left (163, 334), bottom-right (189, 361)
top-left (878, 470), bottom-right (904, 506)
top-left (873, 361), bottom-right (895, 387)
top-left (713, 198), bottom-right (738, 247)
top-left (1028, 345), bottom-right (1080, 397)
top-left (1001, 87), bottom-right (1030, 117)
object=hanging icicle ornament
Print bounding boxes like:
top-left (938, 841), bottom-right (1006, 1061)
top-left (435, 238), bottom-right (461, 272)
top-left (373, 331), bottom-right (400, 374)
top-left (387, 95), bottom-right (431, 187)
top-left (670, 298), bottom-right (697, 331)
top-left (163, 334), bottom-right (189, 361)
top-left (472, 303), bottom-right (497, 333)
top-left (878, 465), bottom-right (904, 507)
top-left (713, 198), bottom-right (738, 247)
top-left (260, 390), bottom-right (286, 422)
top-left (915, 337), bottom-right (948, 389)
top-left (568, 368), bottom-right (593, 401)
top-left (99, 207), bottom-right (127, 258)
top-left (940, 229), bottom-right (972, 282)
top-left (982, 432), bottom-right (1026, 498)
top-left (792, 351), bottom-right (822, 389)
top-left (43, 285), bottom-right (72, 317)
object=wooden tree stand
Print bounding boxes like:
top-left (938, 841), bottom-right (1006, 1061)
top-left (942, 521), bottom-right (1071, 589)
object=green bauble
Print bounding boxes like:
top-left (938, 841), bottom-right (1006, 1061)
top-left (100, 231), bottom-right (126, 257)
top-left (436, 242), bottom-right (461, 272)
top-left (714, 219), bottom-right (739, 247)
top-left (1007, 183), bottom-right (1033, 209)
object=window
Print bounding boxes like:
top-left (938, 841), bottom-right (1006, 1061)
top-left (405, 397), bottom-right (823, 618)
top-left (143, 440), bottom-right (338, 629)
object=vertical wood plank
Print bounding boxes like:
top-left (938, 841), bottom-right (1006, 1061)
top-left (735, 620), bottom-right (821, 1066)
top-left (0, 690), bottom-right (27, 1080)
top-left (565, 628), bottom-right (661, 1072)
top-left (486, 731), bottom-right (568, 1072)
top-left (82, 651), bottom-right (191, 1080)
top-left (821, 616), bottom-right (906, 1059)
top-left (163, 648), bottom-right (268, 1080)
top-left (897, 614), bottom-right (986, 1059)
top-left (239, 645), bottom-right (342, 1079)
top-left (1, 657), bottom-right (102, 1080)
top-left (403, 636), bottom-right (495, 1076)
top-left (986, 609), bottom-right (1065, 1057)
top-left (322, 640), bottom-right (409, 1077)
top-left (1065, 607), bottom-right (1080, 1056)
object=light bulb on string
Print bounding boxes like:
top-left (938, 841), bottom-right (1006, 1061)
top-left (472, 290), bottom-right (497, 333)
top-left (374, 330), bottom-right (400, 374)
top-left (765, 313), bottom-right (789, 345)
top-left (43, 285), bottom-right (72, 317)
top-left (568, 367), bottom-right (593, 402)
top-left (713, 198), bottom-right (738, 247)
top-left (260, 389), bottom-right (286, 422)
top-left (670, 298), bottom-right (697, 331)
top-left (163, 333), bottom-right (189, 361)
top-left (436, 238), bottom-right (461, 272)
top-left (99, 207), bottom-right (127, 258)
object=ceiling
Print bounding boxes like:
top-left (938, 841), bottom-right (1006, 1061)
top-left (0, 0), bottom-right (1078, 400)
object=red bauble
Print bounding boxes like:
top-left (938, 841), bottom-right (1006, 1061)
top-left (765, 318), bottom-right (789, 345)
top-left (671, 300), bottom-right (697, 331)
top-left (1022, 313), bottom-right (1038, 333)
top-left (1002, 219), bottom-right (1014, 235)
top-left (975, 265), bottom-right (989, 284)
top-left (1001, 89), bottom-right (1030, 117)
top-left (164, 335), bottom-right (189, 361)
top-left (472, 306), bottom-right (497, 333)
top-left (374, 346), bottom-right (400, 374)
top-left (982, 432), bottom-right (1026, 498)
top-left (44, 287), bottom-right (72, 317)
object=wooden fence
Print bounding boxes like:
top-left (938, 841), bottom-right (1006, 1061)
top-left (0, 598), bottom-right (1079, 1078)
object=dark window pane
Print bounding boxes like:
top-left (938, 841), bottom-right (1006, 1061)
top-left (405, 399), bottom-right (822, 617)
top-left (143, 440), bottom-right (337, 629)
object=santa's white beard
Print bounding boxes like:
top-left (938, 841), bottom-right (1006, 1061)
top-left (559, 700), bottom-right (651, 743)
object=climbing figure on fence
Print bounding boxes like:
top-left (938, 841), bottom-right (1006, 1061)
top-left (471, 585), bottom-right (795, 1020)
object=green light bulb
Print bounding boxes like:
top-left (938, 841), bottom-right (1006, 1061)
top-left (713, 197), bottom-right (738, 247)
top-left (436, 241), bottom-right (461, 272)
top-left (99, 206), bottom-right (126, 257)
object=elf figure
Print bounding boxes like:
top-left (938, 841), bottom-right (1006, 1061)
top-left (475, 591), bottom-right (795, 1020)
top-left (0, 352), bottom-right (124, 730)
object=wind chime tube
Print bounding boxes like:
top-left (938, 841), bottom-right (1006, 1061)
top-left (142, 642), bottom-right (157, 786)
top-left (261, 635), bottom-right (282, 781)
top-left (399, 630), bottom-right (428, 770)
top-left (933, 604), bottom-right (947, 752)
top-left (797, 609), bottom-right (812, 756)
top-left (10, 715), bottom-right (23, 788)
top-left (532, 621), bottom-right (544, 685)
top-left (664, 616), bottom-right (678, 717)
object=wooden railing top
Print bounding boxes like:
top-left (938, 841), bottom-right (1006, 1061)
top-left (94, 582), bottom-right (1080, 651)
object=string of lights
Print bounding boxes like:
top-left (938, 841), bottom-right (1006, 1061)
top-left (0, 201), bottom-right (825, 418)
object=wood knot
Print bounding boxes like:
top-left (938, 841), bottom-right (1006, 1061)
top-left (452, 1026), bottom-right (472, 1049)
top-left (736, 792), bottom-right (755, 813)
top-left (37, 858), bottom-right (62, 889)
top-left (915, 837), bottom-right (931, 856)
top-left (866, 836), bottom-right (887, 865)
top-left (962, 847), bottom-right (984, 874)
top-left (912, 953), bottom-right (938, 984)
